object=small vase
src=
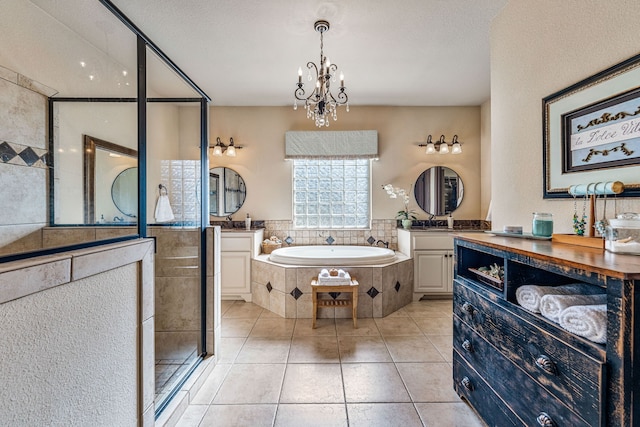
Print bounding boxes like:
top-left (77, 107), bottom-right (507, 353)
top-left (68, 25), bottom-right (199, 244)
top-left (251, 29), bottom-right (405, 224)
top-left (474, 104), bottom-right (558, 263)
top-left (402, 219), bottom-right (413, 229)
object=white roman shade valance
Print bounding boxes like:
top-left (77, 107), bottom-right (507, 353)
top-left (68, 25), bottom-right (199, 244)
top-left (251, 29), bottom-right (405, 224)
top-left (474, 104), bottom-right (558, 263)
top-left (285, 130), bottom-right (378, 159)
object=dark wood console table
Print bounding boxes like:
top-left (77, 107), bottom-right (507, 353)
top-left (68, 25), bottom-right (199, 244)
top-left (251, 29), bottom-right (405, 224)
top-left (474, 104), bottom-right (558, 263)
top-left (452, 233), bottom-right (640, 426)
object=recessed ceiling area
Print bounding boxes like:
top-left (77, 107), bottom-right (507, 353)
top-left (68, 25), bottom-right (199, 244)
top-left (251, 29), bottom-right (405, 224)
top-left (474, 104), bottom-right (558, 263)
top-left (4, 0), bottom-right (508, 105)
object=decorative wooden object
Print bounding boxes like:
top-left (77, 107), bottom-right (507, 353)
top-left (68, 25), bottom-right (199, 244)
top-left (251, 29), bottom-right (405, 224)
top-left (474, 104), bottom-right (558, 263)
top-left (311, 279), bottom-right (359, 328)
top-left (452, 232), bottom-right (640, 427)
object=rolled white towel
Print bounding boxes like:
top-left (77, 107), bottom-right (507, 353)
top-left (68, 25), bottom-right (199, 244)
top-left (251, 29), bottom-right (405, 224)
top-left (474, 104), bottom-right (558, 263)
top-left (319, 269), bottom-right (330, 278)
top-left (540, 294), bottom-right (607, 323)
top-left (515, 283), bottom-right (604, 313)
top-left (558, 304), bottom-right (607, 344)
top-left (338, 269), bottom-right (346, 278)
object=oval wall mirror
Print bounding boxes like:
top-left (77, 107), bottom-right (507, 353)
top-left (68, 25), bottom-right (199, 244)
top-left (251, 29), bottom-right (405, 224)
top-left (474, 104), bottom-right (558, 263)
top-left (414, 166), bottom-right (464, 216)
top-left (209, 167), bottom-right (246, 217)
top-left (111, 167), bottom-right (138, 218)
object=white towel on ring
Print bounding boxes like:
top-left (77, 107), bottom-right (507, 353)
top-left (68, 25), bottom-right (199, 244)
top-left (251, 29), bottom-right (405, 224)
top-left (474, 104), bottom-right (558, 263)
top-left (540, 294), bottom-right (607, 323)
top-left (558, 304), bottom-right (607, 344)
top-left (154, 194), bottom-right (175, 223)
top-left (515, 283), bottom-right (603, 313)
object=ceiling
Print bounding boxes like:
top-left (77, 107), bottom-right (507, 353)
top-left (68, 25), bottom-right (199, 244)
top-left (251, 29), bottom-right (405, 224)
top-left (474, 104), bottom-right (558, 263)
top-left (110, 0), bottom-right (507, 107)
top-left (4, 0), bottom-right (508, 106)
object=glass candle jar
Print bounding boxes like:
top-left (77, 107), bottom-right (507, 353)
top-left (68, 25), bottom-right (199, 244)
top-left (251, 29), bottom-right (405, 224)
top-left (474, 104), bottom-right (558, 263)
top-left (532, 212), bottom-right (553, 237)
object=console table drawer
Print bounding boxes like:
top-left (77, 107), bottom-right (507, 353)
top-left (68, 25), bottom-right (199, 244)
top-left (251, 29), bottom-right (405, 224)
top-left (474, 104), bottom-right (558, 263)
top-left (453, 353), bottom-right (524, 427)
top-left (454, 281), bottom-right (604, 423)
top-left (454, 332), bottom-right (600, 427)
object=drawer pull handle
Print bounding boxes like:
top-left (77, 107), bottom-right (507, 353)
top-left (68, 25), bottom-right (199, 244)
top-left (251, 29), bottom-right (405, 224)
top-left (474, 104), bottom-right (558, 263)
top-left (462, 339), bottom-right (474, 353)
top-left (535, 355), bottom-right (557, 376)
top-left (462, 302), bottom-right (475, 315)
top-left (460, 376), bottom-right (473, 391)
top-left (536, 412), bottom-right (556, 427)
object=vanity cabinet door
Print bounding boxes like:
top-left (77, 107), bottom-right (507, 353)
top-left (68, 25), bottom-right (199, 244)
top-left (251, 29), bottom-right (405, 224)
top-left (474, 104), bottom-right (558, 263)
top-left (414, 250), bottom-right (453, 294)
top-left (220, 251), bottom-right (252, 301)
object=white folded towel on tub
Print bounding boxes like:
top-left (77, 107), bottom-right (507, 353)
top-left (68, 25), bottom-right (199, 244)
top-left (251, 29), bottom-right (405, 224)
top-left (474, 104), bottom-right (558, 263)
top-left (540, 294), bottom-right (607, 323)
top-left (319, 269), bottom-right (330, 278)
top-left (559, 304), bottom-right (607, 344)
top-left (515, 283), bottom-right (604, 313)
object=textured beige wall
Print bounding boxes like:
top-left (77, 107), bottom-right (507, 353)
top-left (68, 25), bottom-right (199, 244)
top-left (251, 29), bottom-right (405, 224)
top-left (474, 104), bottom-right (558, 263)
top-left (480, 99), bottom-right (492, 220)
top-left (491, 0), bottom-right (640, 232)
top-left (204, 105), bottom-right (482, 222)
top-left (0, 264), bottom-right (138, 426)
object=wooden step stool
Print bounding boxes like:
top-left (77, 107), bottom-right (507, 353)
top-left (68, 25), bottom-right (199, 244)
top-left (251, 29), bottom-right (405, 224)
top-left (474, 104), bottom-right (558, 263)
top-left (311, 278), bottom-right (359, 328)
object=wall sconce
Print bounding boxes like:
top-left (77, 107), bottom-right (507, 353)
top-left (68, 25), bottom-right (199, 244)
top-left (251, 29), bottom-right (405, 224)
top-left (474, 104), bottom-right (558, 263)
top-left (418, 135), bottom-right (463, 154)
top-left (211, 137), bottom-right (243, 157)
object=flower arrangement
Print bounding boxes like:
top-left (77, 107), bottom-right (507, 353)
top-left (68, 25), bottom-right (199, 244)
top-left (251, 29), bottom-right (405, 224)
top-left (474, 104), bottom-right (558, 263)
top-left (382, 184), bottom-right (417, 220)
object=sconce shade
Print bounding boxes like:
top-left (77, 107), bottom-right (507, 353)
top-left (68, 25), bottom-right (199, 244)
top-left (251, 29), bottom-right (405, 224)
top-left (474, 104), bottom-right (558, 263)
top-left (418, 134), bottom-right (462, 155)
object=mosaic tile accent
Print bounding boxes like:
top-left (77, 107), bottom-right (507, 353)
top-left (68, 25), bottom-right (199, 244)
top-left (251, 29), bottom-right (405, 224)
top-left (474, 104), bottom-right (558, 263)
top-left (0, 140), bottom-right (48, 169)
top-left (266, 282), bottom-right (272, 293)
top-left (326, 236), bottom-right (335, 245)
top-left (366, 287), bottom-right (379, 298)
top-left (367, 236), bottom-right (376, 245)
top-left (285, 236), bottom-right (294, 245)
top-left (329, 292), bottom-right (341, 300)
top-left (290, 287), bottom-right (303, 300)
top-left (395, 281), bottom-right (401, 292)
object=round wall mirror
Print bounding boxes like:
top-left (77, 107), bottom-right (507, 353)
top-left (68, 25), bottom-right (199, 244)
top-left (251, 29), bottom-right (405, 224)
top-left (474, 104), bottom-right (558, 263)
top-left (111, 167), bottom-right (138, 218)
top-left (209, 167), bottom-right (246, 217)
top-left (414, 166), bottom-right (464, 216)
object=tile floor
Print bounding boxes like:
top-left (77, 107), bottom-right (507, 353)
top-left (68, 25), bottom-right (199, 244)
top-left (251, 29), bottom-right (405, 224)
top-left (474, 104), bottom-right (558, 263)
top-left (174, 299), bottom-right (485, 427)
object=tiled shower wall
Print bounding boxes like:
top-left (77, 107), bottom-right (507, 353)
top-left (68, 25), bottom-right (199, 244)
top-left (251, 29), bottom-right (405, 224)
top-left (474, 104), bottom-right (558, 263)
top-left (0, 65), bottom-right (55, 256)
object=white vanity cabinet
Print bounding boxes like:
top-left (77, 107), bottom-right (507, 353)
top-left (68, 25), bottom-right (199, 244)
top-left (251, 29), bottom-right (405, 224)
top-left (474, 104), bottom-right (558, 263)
top-left (220, 229), bottom-right (264, 302)
top-left (398, 229), bottom-right (454, 299)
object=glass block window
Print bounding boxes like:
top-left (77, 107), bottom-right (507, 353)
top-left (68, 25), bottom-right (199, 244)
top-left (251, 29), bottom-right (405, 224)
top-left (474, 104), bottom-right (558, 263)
top-left (293, 159), bottom-right (371, 229)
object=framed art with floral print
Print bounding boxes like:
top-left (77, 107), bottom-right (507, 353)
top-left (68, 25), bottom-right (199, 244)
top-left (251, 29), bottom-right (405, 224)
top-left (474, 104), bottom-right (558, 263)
top-left (543, 52), bottom-right (640, 198)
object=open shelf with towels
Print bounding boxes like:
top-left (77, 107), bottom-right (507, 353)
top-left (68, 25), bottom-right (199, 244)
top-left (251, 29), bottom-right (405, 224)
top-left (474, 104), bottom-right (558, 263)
top-left (452, 232), bottom-right (640, 427)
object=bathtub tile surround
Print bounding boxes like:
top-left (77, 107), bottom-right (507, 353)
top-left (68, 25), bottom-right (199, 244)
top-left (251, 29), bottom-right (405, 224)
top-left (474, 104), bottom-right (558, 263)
top-left (251, 255), bottom-right (412, 319)
top-left (264, 219), bottom-right (399, 250)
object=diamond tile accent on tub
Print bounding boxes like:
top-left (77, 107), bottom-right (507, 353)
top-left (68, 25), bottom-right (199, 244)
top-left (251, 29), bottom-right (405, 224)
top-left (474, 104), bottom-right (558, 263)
top-left (395, 281), bottom-right (401, 292)
top-left (290, 287), bottom-right (303, 300)
top-left (326, 236), bottom-right (335, 245)
top-left (0, 142), bottom-right (17, 162)
top-left (285, 236), bottom-right (294, 245)
top-left (329, 292), bottom-right (341, 300)
top-left (266, 282), bottom-right (273, 293)
top-left (367, 287), bottom-right (379, 298)
top-left (367, 236), bottom-right (376, 245)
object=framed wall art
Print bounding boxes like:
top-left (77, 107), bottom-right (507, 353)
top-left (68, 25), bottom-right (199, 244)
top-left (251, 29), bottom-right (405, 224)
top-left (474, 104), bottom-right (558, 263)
top-left (543, 52), bottom-right (640, 198)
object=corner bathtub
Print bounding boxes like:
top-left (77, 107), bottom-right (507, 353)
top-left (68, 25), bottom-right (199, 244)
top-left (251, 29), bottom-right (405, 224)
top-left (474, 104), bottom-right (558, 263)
top-left (268, 245), bottom-right (397, 266)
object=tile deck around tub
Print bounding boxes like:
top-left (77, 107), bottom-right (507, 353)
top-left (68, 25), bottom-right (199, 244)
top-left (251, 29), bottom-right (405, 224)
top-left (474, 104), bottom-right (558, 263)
top-left (174, 299), bottom-right (484, 427)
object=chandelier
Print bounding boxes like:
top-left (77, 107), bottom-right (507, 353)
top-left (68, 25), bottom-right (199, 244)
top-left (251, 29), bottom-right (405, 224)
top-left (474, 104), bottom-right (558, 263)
top-left (294, 20), bottom-right (349, 127)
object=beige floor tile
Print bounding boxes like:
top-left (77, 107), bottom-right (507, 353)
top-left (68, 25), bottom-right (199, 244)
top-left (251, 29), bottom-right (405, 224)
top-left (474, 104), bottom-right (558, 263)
top-left (200, 404), bottom-right (276, 427)
top-left (213, 364), bottom-right (285, 404)
top-left (347, 403), bottom-right (423, 427)
top-left (216, 337), bottom-right (246, 363)
top-left (415, 402), bottom-right (484, 426)
top-left (396, 362), bottom-right (461, 402)
top-left (335, 318), bottom-right (380, 336)
top-left (338, 336), bottom-right (392, 363)
top-left (235, 337), bottom-right (291, 364)
top-left (374, 317), bottom-right (423, 337)
top-left (342, 363), bottom-right (411, 403)
top-left (190, 363), bottom-right (232, 404)
top-left (404, 301), bottom-right (453, 318)
top-left (221, 317), bottom-right (257, 338)
top-left (274, 404), bottom-right (348, 427)
top-left (384, 335), bottom-right (445, 363)
top-left (222, 301), bottom-right (264, 319)
top-left (383, 307), bottom-right (410, 318)
top-left (294, 318), bottom-right (337, 336)
top-left (280, 363), bottom-right (345, 403)
top-left (427, 335), bottom-right (453, 362)
top-left (288, 336), bottom-right (340, 363)
top-left (249, 318), bottom-right (296, 337)
top-left (174, 404), bottom-right (208, 427)
top-left (260, 308), bottom-right (285, 318)
top-left (413, 317), bottom-right (453, 336)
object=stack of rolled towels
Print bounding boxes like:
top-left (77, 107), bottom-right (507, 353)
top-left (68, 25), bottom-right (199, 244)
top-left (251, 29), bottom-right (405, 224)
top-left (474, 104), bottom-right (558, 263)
top-left (515, 283), bottom-right (606, 344)
top-left (318, 268), bottom-right (351, 285)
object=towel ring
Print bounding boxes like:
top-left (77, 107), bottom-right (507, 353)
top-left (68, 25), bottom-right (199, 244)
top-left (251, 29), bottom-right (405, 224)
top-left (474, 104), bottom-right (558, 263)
top-left (159, 184), bottom-right (168, 196)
